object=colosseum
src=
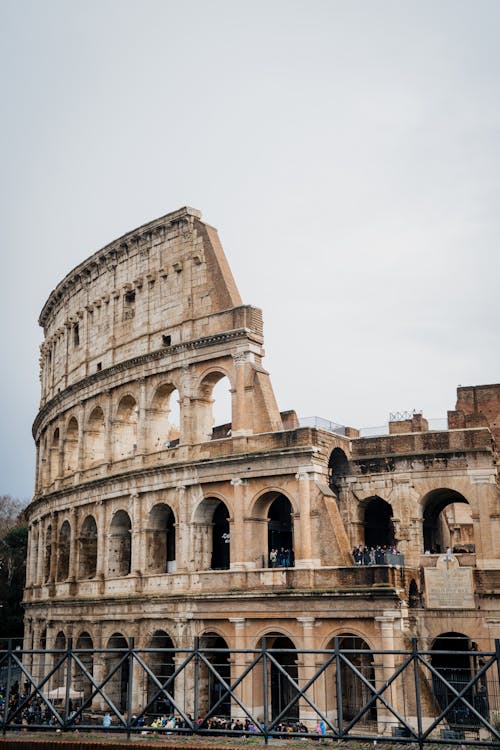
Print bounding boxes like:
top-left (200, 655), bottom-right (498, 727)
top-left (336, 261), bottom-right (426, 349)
top-left (23, 206), bottom-right (500, 732)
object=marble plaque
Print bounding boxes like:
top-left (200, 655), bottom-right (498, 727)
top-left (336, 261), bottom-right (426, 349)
top-left (424, 556), bottom-right (475, 609)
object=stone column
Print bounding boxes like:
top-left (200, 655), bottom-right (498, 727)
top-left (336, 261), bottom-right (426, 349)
top-left (130, 492), bottom-right (142, 580)
top-left (297, 617), bottom-right (317, 727)
top-left (375, 613), bottom-right (400, 735)
top-left (137, 378), bottom-right (147, 455)
top-left (49, 513), bottom-right (58, 583)
top-left (68, 507), bottom-right (78, 582)
top-left (294, 470), bottom-right (318, 568)
top-left (231, 352), bottom-right (252, 436)
top-left (104, 390), bottom-right (113, 464)
top-left (228, 617), bottom-right (249, 719)
top-left (96, 502), bottom-right (107, 585)
top-left (230, 478), bottom-right (247, 570)
top-left (77, 401), bottom-right (85, 474)
top-left (37, 517), bottom-right (45, 586)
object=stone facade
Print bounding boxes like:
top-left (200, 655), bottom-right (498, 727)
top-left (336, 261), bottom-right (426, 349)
top-left (24, 207), bottom-right (500, 724)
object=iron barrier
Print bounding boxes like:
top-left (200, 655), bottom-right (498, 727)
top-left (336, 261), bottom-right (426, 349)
top-left (0, 638), bottom-right (499, 746)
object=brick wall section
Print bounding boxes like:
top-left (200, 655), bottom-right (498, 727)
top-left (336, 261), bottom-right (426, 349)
top-left (351, 427), bottom-right (493, 459)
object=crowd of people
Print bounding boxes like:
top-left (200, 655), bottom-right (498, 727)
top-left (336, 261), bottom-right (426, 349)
top-left (351, 544), bottom-right (401, 565)
top-left (269, 547), bottom-right (294, 567)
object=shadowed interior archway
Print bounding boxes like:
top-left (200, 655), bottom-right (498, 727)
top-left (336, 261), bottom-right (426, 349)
top-left (423, 489), bottom-right (473, 554)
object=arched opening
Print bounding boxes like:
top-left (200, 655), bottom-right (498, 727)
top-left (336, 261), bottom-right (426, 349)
top-left (336, 634), bottom-right (376, 724)
top-left (39, 628), bottom-right (47, 679)
top-left (253, 634), bottom-right (299, 722)
top-left (50, 428), bottom-right (60, 482)
top-left (147, 504), bottom-right (176, 573)
top-left (108, 510), bottom-right (132, 577)
top-left (431, 633), bottom-right (487, 727)
top-left (193, 498), bottom-right (230, 570)
top-left (75, 632), bottom-right (93, 703)
top-left (423, 490), bottom-right (474, 554)
top-left (53, 631), bottom-right (66, 689)
top-left (409, 579), bottom-right (420, 608)
top-left (56, 520), bottom-right (71, 581)
top-left (328, 447), bottom-right (349, 494)
top-left (44, 524), bottom-right (52, 582)
top-left (268, 495), bottom-right (294, 567)
top-left (198, 372), bottom-right (232, 442)
top-left (149, 385), bottom-right (181, 450)
top-left (113, 395), bottom-right (138, 461)
top-left (146, 631), bottom-right (175, 717)
top-left (364, 497), bottom-right (394, 548)
top-left (105, 633), bottom-right (129, 713)
top-left (86, 406), bottom-right (105, 466)
top-left (78, 516), bottom-right (97, 579)
top-left (199, 633), bottom-right (231, 718)
top-left (64, 417), bottom-right (79, 474)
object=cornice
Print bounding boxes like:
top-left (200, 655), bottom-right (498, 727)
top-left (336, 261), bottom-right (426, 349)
top-left (33, 327), bottom-right (258, 437)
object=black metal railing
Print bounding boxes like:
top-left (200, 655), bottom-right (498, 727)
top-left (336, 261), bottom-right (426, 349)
top-left (0, 638), bottom-right (499, 746)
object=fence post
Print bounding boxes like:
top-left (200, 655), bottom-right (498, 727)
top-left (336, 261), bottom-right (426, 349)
top-left (193, 636), bottom-right (199, 733)
top-left (262, 637), bottom-right (268, 744)
top-left (126, 636), bottom-right (134, 739)
top-left (412, 637), bottom-right (423, 750)
top-left (335, 636), bottom-right (343, 737)
top-left (64, 636), bottom-right (73, 726)
top-left (2, 639), bottom-right (12, 735)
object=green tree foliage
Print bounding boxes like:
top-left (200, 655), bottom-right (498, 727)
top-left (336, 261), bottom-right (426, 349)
top-left (0, 495), bottom-right (28, 641)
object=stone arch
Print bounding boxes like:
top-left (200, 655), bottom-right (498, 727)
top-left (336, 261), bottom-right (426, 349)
top-left (149, 383), bottom-right (181, 450)
top-left (146, 630), bottom-right (176, 716)
top-left (104, 633), bottom-right (129, 713)
top-left (409, 578), bottom-right (420, 608)
top-left (146, 504), bottom-right (176, 573)
top-left (64, 417), bottom-right (79, 475)
top-left (108, 510), bottom-right (132, 577)
top-left (328, 447), bottom-right (349, 494)
top-left (325, 633), bottom-right (375, 724)
top-left (53, 630), bottom-right (66, 689)
top-left (56, 520), bottom-right (71, 581)
top-left (44, 523), bottom-right (52, 582)
top-left (113, 394), bottom-right (138, 461)
top-left (430, 632), bottom-right (486, 727)
top-left (363, 496), bottom-right (394, 548)
top-left (86, 406), bottom-right (105, 466)
top-left (250, 489), bottom-right (296, 569)
top-left (75, 631), bottom-right (94, 702)
top-left (196, 369), bottom-right (233, 442)
top-left (78, 515), bottom-right (97, 579)
top-left (422, 489), bottom-right (473, 554)
top-left (193, 497), bottom-right (230, 570)
top-left (198, 632), bottom-right (231, 719)
top-left (254, 633), bottom-right (299, 721)
top-left (50, 427), bottom-right (60, 482)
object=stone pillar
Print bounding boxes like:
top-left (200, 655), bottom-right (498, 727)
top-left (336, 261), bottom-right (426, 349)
top-left (229, 617), bottom-right (249, 719)
top-left (375, 613), bottom-right (400, 734)
top-left (68, 507), bottom-right (78, 582)
top-left (137, 378), bottom-right (147, 455)
top-left (77, 401), bottom-right (85, 474)
top-left (130, 492), bottom-right (142, 580)
top-left (231, 352), bottom-right (252, 436)
top-left (297, 617), bottom-right (317, 727)
top-left (230, 478), bottom-right (247, 570)
top-left (294, 470), bottom-right (318, 568)
top-left (96, 502), bottom-right (107, 584)
top-left (37, 517), bottom-right (45, 586)
top-left (49, 513), bottom-right (58, 583)
top-left (104, 390), bottom-right (113, 464)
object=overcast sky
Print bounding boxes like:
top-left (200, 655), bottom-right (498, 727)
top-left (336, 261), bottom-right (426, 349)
top-left (1, 0), bottom-right (499, 501)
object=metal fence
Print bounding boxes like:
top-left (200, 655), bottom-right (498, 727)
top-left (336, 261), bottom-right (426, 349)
top-left (1, 638), bottom-right (500, 746)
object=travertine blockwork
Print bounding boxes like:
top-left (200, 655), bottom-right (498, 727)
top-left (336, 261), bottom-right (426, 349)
top-left (25, 208), bottom-right (500, 723)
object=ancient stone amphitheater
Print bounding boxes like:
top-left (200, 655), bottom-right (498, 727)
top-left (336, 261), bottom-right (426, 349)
top-left (23, 207), bottom-right (500, 725)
